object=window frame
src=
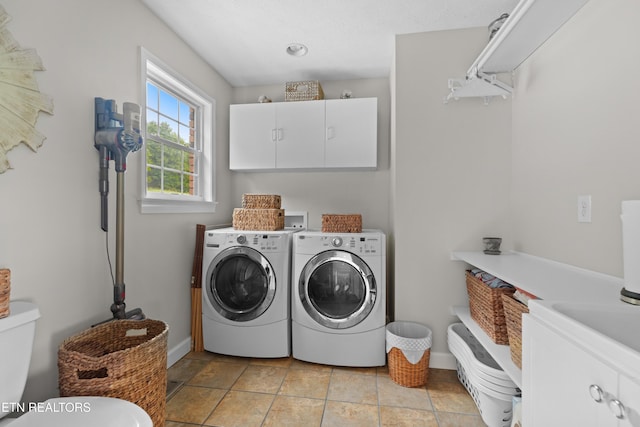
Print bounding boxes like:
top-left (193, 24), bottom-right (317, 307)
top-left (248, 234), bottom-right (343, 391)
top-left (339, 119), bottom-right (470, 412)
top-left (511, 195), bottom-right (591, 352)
top-left (139, 47), bottom-right (217, 214)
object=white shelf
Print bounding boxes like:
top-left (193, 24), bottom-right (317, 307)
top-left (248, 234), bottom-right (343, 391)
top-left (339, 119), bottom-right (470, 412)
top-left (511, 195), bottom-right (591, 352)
top-left (470, 0), bottom-right (591, 75)
top-left (452, 251), bottom-right (622, 304)
top-left (453, 306), bottom-right (522, 389)
top-left (446, 0), bottom-right (591, 102)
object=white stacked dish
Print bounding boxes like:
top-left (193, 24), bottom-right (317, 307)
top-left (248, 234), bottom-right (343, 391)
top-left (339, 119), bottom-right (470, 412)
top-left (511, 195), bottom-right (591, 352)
top-left (448, 323), bottom-right (520, 427)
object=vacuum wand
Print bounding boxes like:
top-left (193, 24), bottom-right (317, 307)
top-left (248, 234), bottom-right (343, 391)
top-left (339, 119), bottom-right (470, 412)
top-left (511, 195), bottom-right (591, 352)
top-left (94, 97), bottom-right (144, 321)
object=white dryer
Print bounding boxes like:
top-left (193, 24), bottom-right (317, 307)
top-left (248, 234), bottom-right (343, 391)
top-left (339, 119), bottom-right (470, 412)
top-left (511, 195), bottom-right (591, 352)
top-left (291, 230), bottom-right (386, 367)
top-left (202, 227), bottom-right (294, 358)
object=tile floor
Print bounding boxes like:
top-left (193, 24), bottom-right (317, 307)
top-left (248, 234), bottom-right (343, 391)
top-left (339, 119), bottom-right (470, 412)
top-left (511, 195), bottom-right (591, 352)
top-left (165, 351), bottom-right (485, 427)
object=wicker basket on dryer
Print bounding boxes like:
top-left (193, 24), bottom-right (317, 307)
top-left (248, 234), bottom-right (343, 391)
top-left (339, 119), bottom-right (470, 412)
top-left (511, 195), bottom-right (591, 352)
top-left (321, 214), bottom-right (362, 233)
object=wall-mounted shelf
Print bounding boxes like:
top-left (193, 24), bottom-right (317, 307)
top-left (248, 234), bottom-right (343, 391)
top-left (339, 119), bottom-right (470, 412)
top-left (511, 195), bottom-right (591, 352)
top-left (445, 0), bottom-right (591, 103)
top-left (452, 251), bottom-right (621, 302)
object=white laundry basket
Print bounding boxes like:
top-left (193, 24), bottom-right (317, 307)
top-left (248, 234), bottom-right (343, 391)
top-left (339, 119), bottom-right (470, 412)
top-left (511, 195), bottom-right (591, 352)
top-left (386, 321), bottom-right (432, 387)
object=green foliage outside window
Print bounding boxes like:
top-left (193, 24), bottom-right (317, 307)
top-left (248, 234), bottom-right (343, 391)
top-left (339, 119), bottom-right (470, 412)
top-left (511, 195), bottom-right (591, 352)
top-left (146, 121), bottom-right (194, 195)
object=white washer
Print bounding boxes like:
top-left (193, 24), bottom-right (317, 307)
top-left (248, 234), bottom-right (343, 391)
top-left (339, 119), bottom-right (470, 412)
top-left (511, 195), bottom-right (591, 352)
top-left (292, 230), bottom-right (386, 367)
top-left (202, 227), bottom-right (295, 358)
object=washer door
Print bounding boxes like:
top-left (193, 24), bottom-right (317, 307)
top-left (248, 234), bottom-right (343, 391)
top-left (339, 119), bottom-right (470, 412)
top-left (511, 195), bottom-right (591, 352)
top-left (298, 250), bottom-right (376, 329)
top-left (205, 246), bottom-right (276, 322)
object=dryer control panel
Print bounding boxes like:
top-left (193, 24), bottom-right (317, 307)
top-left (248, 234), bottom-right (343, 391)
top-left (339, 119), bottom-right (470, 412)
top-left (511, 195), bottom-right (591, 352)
top-left (295, 232), bottom-right (383, 257)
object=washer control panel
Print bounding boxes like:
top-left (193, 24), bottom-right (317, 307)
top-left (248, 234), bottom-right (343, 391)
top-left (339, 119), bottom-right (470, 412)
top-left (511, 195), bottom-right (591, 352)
top-left (205, 231), bottom-right (290, 252)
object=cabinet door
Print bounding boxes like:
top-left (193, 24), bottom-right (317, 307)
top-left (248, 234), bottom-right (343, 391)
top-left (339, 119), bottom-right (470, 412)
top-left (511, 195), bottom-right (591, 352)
top-left (325, 98), bottom-right (377, 168)
top-left (617, 375), bottom-right (640, 427)
top-left (229, 103), bottom-right (276, 170)
top-left (523, 316), bottom-right (617, 427)
top-left (275, 101), bottom-right (325, 169)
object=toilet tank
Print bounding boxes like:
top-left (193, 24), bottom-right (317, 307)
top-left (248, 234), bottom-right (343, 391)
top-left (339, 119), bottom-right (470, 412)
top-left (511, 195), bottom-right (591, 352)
top-left (0, 301), bottom-right (40, 417)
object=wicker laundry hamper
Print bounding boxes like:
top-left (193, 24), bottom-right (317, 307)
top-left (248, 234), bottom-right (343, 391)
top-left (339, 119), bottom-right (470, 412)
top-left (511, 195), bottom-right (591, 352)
top-left (386, 321), bottom-right (432, 387)
top-left (58, 319), bottom-right (168, 427)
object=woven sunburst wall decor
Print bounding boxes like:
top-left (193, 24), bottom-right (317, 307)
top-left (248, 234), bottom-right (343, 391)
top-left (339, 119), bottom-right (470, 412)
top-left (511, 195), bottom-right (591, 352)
top-left (0, 5), bottom-right (53, 174)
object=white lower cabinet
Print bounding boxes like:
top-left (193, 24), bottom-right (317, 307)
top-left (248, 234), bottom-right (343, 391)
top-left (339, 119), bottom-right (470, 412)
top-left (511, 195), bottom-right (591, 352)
top-left (523, 315), bottom-right (640, 426)
top-left (229, 98), bottom-right (377, 170)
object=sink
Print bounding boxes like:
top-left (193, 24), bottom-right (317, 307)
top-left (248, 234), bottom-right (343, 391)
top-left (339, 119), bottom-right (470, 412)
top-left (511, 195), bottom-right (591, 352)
top-left (550, 301), bottom-right (640, 353)
top-left (528, 299), bottom-right (640, 377)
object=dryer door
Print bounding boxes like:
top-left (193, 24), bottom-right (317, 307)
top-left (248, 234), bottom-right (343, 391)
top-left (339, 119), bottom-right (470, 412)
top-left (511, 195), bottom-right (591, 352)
top-left (205, 246), bottom-right (276, 321)
top-left (298, 250), bottom-right (376, 329)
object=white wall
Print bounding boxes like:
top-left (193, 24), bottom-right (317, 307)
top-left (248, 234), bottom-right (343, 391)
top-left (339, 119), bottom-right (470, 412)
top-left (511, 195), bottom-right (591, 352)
top-left (0, 0), bottom-right (232, 402)
top-left (511, 0), bottom-right (640, 276)
top-left (394, 28), bottom-right (512, 363)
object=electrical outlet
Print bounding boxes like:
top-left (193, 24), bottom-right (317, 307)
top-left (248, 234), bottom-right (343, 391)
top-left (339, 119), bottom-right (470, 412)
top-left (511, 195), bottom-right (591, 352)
top-left (578, 195), bottom-right (592, 223)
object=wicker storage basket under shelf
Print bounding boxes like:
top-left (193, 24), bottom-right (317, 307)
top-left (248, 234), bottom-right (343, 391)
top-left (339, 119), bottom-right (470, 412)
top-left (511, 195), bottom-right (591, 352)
top-left (501, 294), bottom-right (529, 369)
top-left (241, 194), bottom-right (281, 209)
top-left (465, 271), bottom-right (515, 345)
top-left (285, 80), bottom-right (324, 101)
top-left (233, 208), bottom-right (285, 231)
top-left (321, 214), bottom-right (362, 233)
top-left (0, 269), bottom-right (9, 319)
top-left (58, 319), bottom-right (168, 427)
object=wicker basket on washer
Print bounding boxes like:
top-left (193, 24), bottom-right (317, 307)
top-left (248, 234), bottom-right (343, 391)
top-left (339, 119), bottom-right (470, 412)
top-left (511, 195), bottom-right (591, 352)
top-left (241, 194), bottom-right (281, 209)
top-left (0, 269), bottom-right (9, 319)
top-left (233, 208), bottom-right (285, 231)
top-left (58, 319), bottom-right (168, 427)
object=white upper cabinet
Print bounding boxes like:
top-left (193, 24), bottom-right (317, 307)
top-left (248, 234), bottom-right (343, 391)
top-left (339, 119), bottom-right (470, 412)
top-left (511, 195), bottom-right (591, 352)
top-left (229, 98), bottom-right (377, 171)
top-left (325, 98), bottom-right (377, 168)
top-left (229, 102), bottom-right (277, 170)
top-left (275, 101), bottom-right (325, 169)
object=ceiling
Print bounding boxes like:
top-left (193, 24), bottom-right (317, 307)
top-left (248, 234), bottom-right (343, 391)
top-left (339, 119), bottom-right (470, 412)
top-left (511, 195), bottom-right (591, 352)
top-left (140, 0), bottom-right (519, 87)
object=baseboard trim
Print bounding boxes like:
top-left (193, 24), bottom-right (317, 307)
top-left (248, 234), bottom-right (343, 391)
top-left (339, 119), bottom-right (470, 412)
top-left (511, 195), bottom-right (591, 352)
top-left (428, 351), bottom-right (457, 370)
top-left (167, 336), bottom-right (192, 368)
top-left (167, 337), bottom-right (456, 371)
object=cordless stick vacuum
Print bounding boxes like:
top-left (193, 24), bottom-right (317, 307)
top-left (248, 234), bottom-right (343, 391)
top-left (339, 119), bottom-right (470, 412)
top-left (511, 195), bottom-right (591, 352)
top-left (94, 97), bottom-right (145, 321)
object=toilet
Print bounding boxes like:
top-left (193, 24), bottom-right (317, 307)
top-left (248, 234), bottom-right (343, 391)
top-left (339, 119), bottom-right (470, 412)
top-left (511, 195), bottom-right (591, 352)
top-left (0, 301), bottom-right (152, 427)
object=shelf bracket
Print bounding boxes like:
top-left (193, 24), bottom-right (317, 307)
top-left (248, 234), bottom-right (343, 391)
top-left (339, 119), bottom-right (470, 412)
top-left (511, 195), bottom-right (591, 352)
top-left (444, 72), bottom-right (512, 105)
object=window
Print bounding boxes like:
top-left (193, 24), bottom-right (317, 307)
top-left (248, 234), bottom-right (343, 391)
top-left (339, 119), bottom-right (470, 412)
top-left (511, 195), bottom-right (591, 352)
top-left (139, 48), bottom-right (216, 213)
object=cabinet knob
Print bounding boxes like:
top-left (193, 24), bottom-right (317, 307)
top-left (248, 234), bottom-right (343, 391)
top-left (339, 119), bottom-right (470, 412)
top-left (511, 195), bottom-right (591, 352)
top-left (589, 384), bottom-right (604, 402)
top-left (609, 399), bottom-right (626, 419)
